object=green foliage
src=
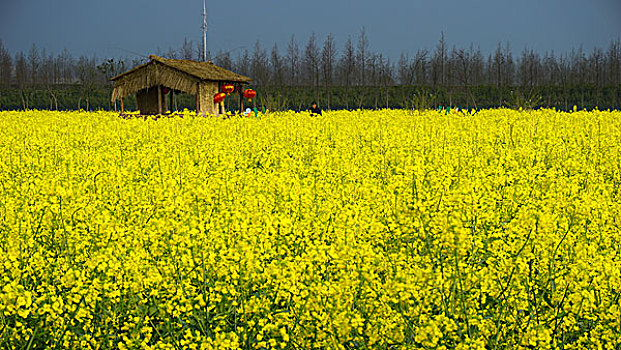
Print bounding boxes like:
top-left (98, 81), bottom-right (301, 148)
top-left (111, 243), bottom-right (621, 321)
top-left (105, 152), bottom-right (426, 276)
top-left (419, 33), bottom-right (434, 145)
top-left (258, 90), bottom-right (289, 112)
top-left (509, 89), bottom-right (543, 110)
top-left (411, 87), bottom-right (437, 113)
top-left (1, 85), bottom-right (620, 112)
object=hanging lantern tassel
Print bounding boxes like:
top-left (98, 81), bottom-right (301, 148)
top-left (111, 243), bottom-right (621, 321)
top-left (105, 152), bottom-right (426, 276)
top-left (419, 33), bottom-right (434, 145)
top-left (243, 89), bottom-right (256, 102)
top-left (214, 92), bottom-right (226, 104)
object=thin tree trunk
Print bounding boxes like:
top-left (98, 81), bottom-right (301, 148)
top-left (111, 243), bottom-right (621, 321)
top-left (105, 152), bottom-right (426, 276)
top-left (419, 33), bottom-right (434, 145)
top-left (20, 90), bottom-right (27, 110)
top-left (385, 86), bottom-right (389, 109)
top-left (327, 86), bottom-right (331, 110)
top-left (374, 90), bottom-right (378, 110)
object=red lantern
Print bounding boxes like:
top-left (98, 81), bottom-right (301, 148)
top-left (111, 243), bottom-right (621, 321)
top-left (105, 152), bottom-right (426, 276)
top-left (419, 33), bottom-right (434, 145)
top-left (243, 89), bottom-right (256, 101)
top-left (214, 92), bottom-right (226, 104)
top-left (222, 84), bottom-right (235, 94)
top-left (162, 87), bottom-right (170, 94)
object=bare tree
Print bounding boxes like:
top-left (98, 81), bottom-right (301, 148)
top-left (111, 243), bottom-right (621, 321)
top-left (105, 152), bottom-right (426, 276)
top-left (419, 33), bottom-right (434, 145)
top-left (180, 38), bottom-right (195, 60)
top-left (265, 43), bottom-right (288, 111)
top-left (519, 47), bottom-right (543, 89)
top-left (0, 40), bottom-right (12, 88)
top-left (164, 46), bottom-right (179, 59)
top-left (397, 51), bottom-right (426, 109)
top-left (40, 51), bottom-right (59, 110)
top-left (235, 49), bottom-right (251, 78)
top-left (97, 58), bottom-right (125, 110)
top-left (452, 44), bottom-right (483, 107)
top-left (589, 47), bottom-right (604, 87)
top-left (568, 46), bottom-right (587, 106)
top-left (76, 55), bottom-right (99, 110)
top-left (376, 54), bottom-right (394, 108)
top-left (398, 53), bottom-right (413, 85)
top-left (470, 45), bottom-right (485, 87)
top-left (15, 52), bottom-right (29, 109)
top-left (303, 32), bottom-right (320, 100)
top-left (2, 30), bottom-right (620, 111)
top-left (213, 50), bottom-right (233, 70)
top-left (285, 35), bottom-right (299, 87)
top-left (338, 36), bottom-right (356, 109)
top-left (606, 39), bottom-right (621, 86)
top-left (542, 50), bottom-right (558, 86)
top-left (397, 49), bottom-right (429, 88)
top-left (251, 41), bottom-right (270, 86)
top-left (542, 50), bottom-right (559, 105)
top-left (413, 49), bottom-right (429, 86)
top-left (369, 53), bottom-right (379, 107)
top-left (557, 53), bottom-right (571, 109)
top-left (489, 42), bottom-right (514, 106)
top-left (454, 46), bottom-right (472, 106)
top-left (58, 48), bottom-right (74, 84)
top-left (0, 40), bottom-right (12, 110)
top-left (321, 34), bottom-right (337, 110)
top-left (589, 47), bottom-right (604, 106)
top-left (27, 44), bottom-right (40, 88)
top-left (606, 39), bottom-right (621, 107)
top-left (270, 44), bottom-right (285, 88)
top-left (431, 32), bottom-right (448, 88)
top-left (357, 27), bottom-right (369, 86)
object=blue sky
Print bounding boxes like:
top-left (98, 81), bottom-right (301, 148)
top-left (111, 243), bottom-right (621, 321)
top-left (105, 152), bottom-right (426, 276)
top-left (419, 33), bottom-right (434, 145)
top-left (1, 0), bottom-right (619, 59)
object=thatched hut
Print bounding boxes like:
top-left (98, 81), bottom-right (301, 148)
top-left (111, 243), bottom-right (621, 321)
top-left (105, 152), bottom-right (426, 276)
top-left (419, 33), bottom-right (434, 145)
top-left (111, 55), bottom-right (251, 115)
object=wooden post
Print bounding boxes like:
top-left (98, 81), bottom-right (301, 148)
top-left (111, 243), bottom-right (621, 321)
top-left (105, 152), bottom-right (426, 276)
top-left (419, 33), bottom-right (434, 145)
top-left (239, 84), bottom-right (244, 113)
top-left (120, 98), bottom-right (124, 114)
top-left (169, 90), bottom-right (174, 113)
top-left (195, 83), bottom-right (200, 115)
top-left (157, 85), bottom-right (162, 115)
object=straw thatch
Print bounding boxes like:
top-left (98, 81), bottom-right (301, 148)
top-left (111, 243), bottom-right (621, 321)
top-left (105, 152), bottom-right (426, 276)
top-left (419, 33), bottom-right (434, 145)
top-left (111, 55), bottom-right (251, 101)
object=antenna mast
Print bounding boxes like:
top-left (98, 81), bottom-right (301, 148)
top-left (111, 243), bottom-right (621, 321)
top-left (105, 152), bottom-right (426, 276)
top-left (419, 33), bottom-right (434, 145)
top-left (201, 0), bottom-right (207, 61)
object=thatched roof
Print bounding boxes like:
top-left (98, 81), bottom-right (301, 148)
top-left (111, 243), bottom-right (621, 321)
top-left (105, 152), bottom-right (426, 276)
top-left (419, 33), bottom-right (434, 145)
top-left (111, 55), bottom-right (251, 100)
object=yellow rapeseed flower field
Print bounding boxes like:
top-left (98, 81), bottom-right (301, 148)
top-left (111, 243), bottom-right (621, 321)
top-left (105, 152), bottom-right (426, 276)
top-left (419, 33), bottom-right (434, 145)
top-left (0, 109), bottom-right (620, 349)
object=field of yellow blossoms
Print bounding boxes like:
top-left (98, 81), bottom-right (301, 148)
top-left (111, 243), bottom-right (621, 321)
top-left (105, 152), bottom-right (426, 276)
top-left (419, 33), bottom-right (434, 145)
top-left (0, 108), bottom-right (620, 349)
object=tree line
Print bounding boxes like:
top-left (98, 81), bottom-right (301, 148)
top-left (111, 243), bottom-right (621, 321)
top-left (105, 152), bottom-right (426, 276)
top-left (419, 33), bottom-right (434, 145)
top-left (1, 30), bottom-right (620, 111)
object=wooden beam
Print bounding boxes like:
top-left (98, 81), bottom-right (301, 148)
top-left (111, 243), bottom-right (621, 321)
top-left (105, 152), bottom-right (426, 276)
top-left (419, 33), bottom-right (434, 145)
top-left (169, 90), bottom-right (174, 112)
top-left (120, 98), bottom-right (124, 114)
top-left (157, 85), bottom-right (162, 115)
top-left (195, 83), bottom-right (200, 115)
top-left (239, 83), bottom-right (243, 113)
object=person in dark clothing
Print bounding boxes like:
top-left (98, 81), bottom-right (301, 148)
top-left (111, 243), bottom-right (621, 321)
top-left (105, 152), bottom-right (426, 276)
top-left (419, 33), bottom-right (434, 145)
top-left (310, 101), bottom-right (322, 116)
